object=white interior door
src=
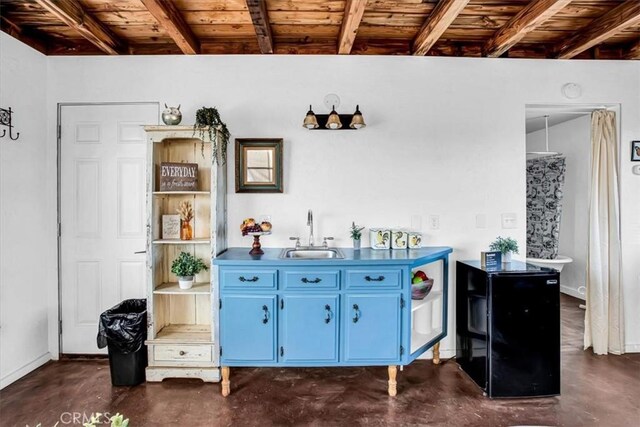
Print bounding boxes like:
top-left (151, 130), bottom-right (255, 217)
top-left (60, 104), bottom-right (158, 354)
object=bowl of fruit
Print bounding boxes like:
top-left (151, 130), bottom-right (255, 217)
top-left (240, 218), bottom-right (272, 236)
top-left (411, 270), bottom-right (434, 300)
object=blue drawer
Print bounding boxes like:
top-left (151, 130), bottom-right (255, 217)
top-left (282, 269), bottom-right (340, 290)
top-left (221, 269), bottom-right (277, 290)
top-left (345, 269), bottom-right (402, 290)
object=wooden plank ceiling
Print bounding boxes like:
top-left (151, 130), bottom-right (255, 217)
top-left (1, 0), bottom-right (638, 59)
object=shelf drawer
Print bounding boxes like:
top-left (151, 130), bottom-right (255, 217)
top-left (221, 269), bottom-right (277, 289)
top-left (282, 269), bottom-right (340, 290)
top-left (153, 344), bottom-right (213, 363)
top-left (345, 269), bottom-right (403, 290)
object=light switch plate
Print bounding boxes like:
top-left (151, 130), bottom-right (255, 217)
top-left (501, 213), bottom-right (517, 229)
top-left (632, 165), bottom-right (640, 175)
top-left (475, 214), bottom-right (487, 229)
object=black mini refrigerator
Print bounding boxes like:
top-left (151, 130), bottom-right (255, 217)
top-left (456, 260), bottom-right (560, 398)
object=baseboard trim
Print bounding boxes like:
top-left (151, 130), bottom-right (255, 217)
top-left (624, 344), bottom-right (640, 353)
top-left (0, 352), bottom-right (52, 389)
top-left (561, 286), bottom-right (585, 300)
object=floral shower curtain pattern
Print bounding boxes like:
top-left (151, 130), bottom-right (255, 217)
top-left (585, 110), bottom-right (624, 355)
top-left (526, 155), bottom-right (567, 259)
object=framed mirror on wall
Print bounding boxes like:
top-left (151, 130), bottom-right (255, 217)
top-left (235, 138), bottom-right (283, 193)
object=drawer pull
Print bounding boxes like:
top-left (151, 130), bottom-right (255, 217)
top-left (239, 276), bottom-right (259, 282)
top-left (324, 304), bottom-right (332, 324)
top-left (352, 304), bottom-right (360, 323)
top-left (365, 275), bottom-right (385, 282)
top-left (301, 277), bottom-right (322, 284)
top-left (262, 305), bottom-right (269, 324)
top-left (179, 350), bottom-right (186, 356)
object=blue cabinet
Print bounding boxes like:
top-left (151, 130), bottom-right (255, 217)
top-left (344, 294), bottom-right (402, 362)
top-left (215, 247), bottom-right (452, 396)
top-left (220, 295), bottom-right (277, 362)
top-left (280, 295), bottom-right (339, 363)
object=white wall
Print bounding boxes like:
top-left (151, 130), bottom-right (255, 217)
top-left (44, 55), bottom-right (639, 355)
top-left (1, 34), bottom-right (637, 386)
top-left (526, 115), bottom-right (591, 299)
top-left (0, 34), bottom-right (52, 388)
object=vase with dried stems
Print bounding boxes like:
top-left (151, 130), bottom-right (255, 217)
top-left (177, 200), bottom-right (193, 240)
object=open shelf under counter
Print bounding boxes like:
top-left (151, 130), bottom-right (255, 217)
top-left (154, 282), bottom-right (210, 295)
top-left (153, 191), bottom-right (211, 196)
top-left (411, 291), bottom-right (443, 313)
top-left (152, 324), bottom-right (213, 344)
top-left (152, 238), bottom-right (211, 245)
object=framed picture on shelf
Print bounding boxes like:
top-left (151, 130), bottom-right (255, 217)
top-left (162, 215), bottom-right (181, 239)
top-left (632, 141), bottom-right (640, 161)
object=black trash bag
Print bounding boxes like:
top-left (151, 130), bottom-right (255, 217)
top-left (97, 299), bottom-right (147, 353)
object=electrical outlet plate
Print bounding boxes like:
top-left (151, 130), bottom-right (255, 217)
top-left (632, 164), bottom-right (640, 175)
top-left (475, 214), bottom-right (487, 229)
top-left (429, 215), bottom-right (440, 230)
top-left (501, 213), bottom-right (517, 229)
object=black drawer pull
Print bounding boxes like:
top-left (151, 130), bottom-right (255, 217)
top-left (365, 275), bottom-right (385, 282)
top-left (352, 304), bottom-right (360, 323)
top-left (239, 276), bottom-right (259, 282)
top-left (324, 304), bottom-right (332, 324)
top-left (262, 305), bottom-right (269, 324)
top-left (301, 277), bottom-right (322, 284)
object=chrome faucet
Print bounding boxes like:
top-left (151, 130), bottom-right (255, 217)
top-left (307, 209), bottom-right (314, 247)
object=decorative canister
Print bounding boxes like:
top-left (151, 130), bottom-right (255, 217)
top-left (408, 231), bottom-right (422, 249)
top-left (370, 228), bottom-right (391, 250)
top-left (391, 229), bottom-right (408, 250)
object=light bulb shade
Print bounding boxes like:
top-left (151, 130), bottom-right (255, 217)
top-left (326, 105), bottom-right (342, 129)
top-left (303, 105), bottom-right (319, 129)
top-left (349, 105), bottom-right (366, 129)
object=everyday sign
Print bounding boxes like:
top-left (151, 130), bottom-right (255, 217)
top-left (159, 162), bottom-right (198, 191)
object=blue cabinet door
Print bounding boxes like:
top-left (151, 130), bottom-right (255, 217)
top-left (280, 295), bottom-right (339, 363)
top-left (344, 294), bottom-right (402, 363)
top-left (221, 295), bottom-right (277, 363)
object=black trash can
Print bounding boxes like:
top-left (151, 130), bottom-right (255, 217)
top-left (97, 299), bottom-right (147, 386)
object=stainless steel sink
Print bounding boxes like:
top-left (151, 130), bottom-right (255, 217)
top-left (280, 248), bottom-right (345, 259)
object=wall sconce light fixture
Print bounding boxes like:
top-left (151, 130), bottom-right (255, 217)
top-left (303, 95), bottom-right (366, 130)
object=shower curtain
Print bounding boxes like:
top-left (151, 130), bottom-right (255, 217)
top-left (584, 110), bottom-right (624, 355)
top-left (526, 155), bottom-right (567, 259)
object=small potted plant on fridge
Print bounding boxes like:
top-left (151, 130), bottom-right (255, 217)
top-left (350, 222), bottom-right (365, 250)
top-left (489, 236), bottom-right (519, 263)
top-left (171, 252), bottom-right (208, 289)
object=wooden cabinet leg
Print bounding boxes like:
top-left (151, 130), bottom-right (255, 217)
top-left (388, 365), bottom-right (398, 397)
top-left (433, 342), bottom-right (441, 365)
top-left (221, 367), bottom-right (230, 397)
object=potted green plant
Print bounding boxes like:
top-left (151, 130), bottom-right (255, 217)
top-left (193, 106), bottom-right (231, 164)
top-left (350, 222), bottom-right (365, 250)
top-left (489, 236), bottom-right (519, 263)
top-left (171, 252), bottom-right (209, 289)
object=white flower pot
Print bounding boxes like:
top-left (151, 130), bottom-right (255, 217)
top-left (502, 252), bottom-right (512, 263)
top-left (178, 276), bottom-right (194, 289)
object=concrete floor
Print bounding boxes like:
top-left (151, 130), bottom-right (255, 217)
top-left (1, 295), bottom-right (639, 426)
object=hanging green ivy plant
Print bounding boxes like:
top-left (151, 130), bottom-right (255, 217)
top-left (193, 106), bottom-right (231, 164)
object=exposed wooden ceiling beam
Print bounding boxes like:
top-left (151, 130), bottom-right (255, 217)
top-left (246, 0), bottom-right (273, 54)
top-left (338, 0), bottom-right (367, 54)
top-left (483, 0), bottom-right (572, 58)
top-left (1, 16), bottom-right (48, 54)
top-left (412, 0), bottom-right (470, 56)
top-left (555, 0), bottom-right (640, 59)
top-left (139, 0), bottom-right (199, 55)
top-left (625, 39), bottom-right (640, 60)
top-left (33, 0), bottom-right (121, 55)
